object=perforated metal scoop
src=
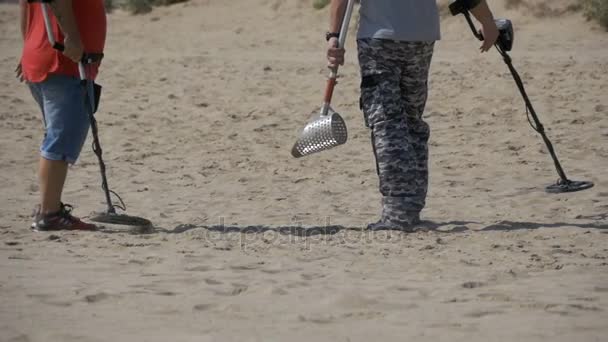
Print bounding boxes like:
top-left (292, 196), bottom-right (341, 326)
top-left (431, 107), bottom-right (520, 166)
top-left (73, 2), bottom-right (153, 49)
top-left (291, 106), bottom-right (348, 158)
top-left (291, 0), bottom-right (355, 158)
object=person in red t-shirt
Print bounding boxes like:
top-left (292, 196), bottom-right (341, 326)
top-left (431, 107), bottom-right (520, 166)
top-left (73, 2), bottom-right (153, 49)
top-left (17, 0), bottom-right (106, 231)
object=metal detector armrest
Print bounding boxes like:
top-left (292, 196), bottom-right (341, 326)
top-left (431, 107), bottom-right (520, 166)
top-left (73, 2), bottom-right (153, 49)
top-left (52, 45), bottom-right (104, 65)
top-left (449, 0), bottom-right (482, 16)
top-left (449, 0), bottom-right (515, 52)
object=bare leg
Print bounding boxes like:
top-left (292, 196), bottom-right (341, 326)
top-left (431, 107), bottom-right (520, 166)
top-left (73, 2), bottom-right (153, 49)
top-left (39, 157), bottom-right (68, 214)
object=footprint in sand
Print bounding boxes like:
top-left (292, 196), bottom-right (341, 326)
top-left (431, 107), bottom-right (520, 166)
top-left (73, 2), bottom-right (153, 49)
top-left (204, 278), bottom-right (223, 285)
top-left (285, 281), bottom-right (310, 289)
top-left (462, 281), bottom-right (485, 289)
top-left (594, 286), bottom-right (608, 293)
top-left (27, 293), bottom-right (72, 307)
top-left (340, 311), bottom-right (385, 320)
top-left (260, 264), bottom-right (303, 274)
top-left (193, 303), bottom-right (217, 311)
top-left (427, 322), bottom-right (464, 329)
top-left (7, 334), bottom-right (31, 342)
top-left (478, 293), bottom-right (512, 302)
top-left (185, 265), bottom-right (213, 272)
top-left (295, 255), bottom-right (332, 263)
top-left (387, 285), bottom-right (416, 292)
top-left (442, 298), bottom-right (471, 303)
top-left (544, 303), bottom-right (603, 316)
top-left (298, 314), bottom-right (335, 324)
top-left (141, 273), bottom-right (158, 277)
top-left (8, 255), bottom-right (31, 260)
top-left (465, 310), bottom-right (504, 318)
top-left (300, 273), bottom-right (326, 281)
top-left (229, 263), bottom-right (261, 271)
top-left (269, 287), bottom-right (288, 295)
top-left (84, 292), bottom-right (112, 303)
top-left (260, 268), bottom-right (282, 274)
top-left (212, 284), bottom-right (248, 296)
top-left (569, 296), bottom-right (599, 302)
top-left (127, 259), bottom-right (146, 265)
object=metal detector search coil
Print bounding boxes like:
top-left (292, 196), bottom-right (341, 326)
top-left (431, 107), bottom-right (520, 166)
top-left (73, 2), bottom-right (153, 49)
top-left (291, 107), bottom-right (348, 158)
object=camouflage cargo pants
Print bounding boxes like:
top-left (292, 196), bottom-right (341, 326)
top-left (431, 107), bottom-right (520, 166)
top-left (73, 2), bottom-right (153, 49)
top-left (358, 38), bottom-right (435, 224)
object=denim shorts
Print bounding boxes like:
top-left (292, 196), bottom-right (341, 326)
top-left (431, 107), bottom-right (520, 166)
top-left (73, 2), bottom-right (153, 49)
top-left (28, 74), bottom-right (90, 164)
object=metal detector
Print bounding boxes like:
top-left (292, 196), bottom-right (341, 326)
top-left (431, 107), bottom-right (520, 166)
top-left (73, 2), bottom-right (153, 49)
top-left (34, 1), bottom-right (152, 227)
top-left (449, 0), bottom-right (594, 193)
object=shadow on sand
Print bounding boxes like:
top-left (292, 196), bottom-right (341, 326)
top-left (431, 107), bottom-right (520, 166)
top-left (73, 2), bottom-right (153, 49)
top-left (98, 215), bottom-right (608, 235)
top-left (481, 219), bottom-right (608, 231)
top-left (100, 220), bottom-right (477, 235)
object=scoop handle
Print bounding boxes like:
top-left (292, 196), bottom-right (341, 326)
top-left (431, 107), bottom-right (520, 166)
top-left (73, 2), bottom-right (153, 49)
top-left (321, 0), bottom-right (355, 115)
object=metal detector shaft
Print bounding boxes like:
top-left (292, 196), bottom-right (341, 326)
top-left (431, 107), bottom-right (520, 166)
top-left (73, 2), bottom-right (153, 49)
top-left (461, 10), bottom-right (569, 183)
top-left (463, 12), bottom-right (484, 41)
top-left (498, 51), bottom-right (569, 182)
top-left (321, 0), bottom-right (355, 116)
top-left (83, 72), bottom-right (116, 214)
top-left (39, 3), bottom-right (116, 213)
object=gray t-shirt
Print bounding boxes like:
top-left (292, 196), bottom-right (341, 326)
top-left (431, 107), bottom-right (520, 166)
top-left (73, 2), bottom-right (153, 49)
top-left (357, 0), bottom-right (441, 42)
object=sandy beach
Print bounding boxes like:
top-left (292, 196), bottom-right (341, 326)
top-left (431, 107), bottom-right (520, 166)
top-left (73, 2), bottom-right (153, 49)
top-left (1, 0), bottom-right (607, 341)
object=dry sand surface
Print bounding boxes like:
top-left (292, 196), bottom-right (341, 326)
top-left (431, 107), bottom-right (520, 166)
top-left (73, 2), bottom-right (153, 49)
top-left (1, 0), bottom-right (607, 341)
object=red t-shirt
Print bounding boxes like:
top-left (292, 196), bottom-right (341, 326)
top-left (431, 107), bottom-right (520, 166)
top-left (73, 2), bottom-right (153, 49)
top-left (21, 2), bottom-right (107, 83)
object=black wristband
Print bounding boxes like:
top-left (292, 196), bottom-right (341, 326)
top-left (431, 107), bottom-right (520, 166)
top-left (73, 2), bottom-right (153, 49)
top-left (325, 32), bottom-right (340, 41)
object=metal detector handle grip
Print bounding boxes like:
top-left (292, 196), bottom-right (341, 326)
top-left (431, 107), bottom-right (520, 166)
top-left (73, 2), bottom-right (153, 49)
top-left (322, 0), bottom-right (355, 115)
top-left (463, 11), bottom-right (484, 41)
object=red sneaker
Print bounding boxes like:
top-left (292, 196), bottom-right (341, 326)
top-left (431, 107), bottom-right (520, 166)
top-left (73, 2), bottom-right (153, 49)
top-left (31, 203), bottom-right (97, 231)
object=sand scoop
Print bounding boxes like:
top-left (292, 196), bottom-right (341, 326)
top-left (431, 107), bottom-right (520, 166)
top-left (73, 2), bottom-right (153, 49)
top-left (291, 0), bottom-right (356, 158)
top-left (36, 1), bottom-right (152, 228)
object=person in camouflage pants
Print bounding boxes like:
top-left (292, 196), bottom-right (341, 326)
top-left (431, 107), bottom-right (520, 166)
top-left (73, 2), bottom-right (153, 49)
top-left (358, 39), bottom-right (435, 228)
top-left (326, 0), bottom-right (498, 230)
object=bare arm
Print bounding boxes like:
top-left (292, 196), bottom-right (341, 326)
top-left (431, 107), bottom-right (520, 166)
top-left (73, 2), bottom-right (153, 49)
top-left (326, 0), bottom-right (348, 68)
top-left (469, 0), bottom-right (495, 25)
top-left (19, 0), bottom-right (27, 40)
top-left (47, 0), bottom-right (80, 42)
top-left (16, 0), bottom-right (27, 82)
top-left (47, 0), bottom-right (83, 62)
top-left (470, 0), bottom-right (499, 52)
top-left (329, 0), bottom-right (348, 34)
